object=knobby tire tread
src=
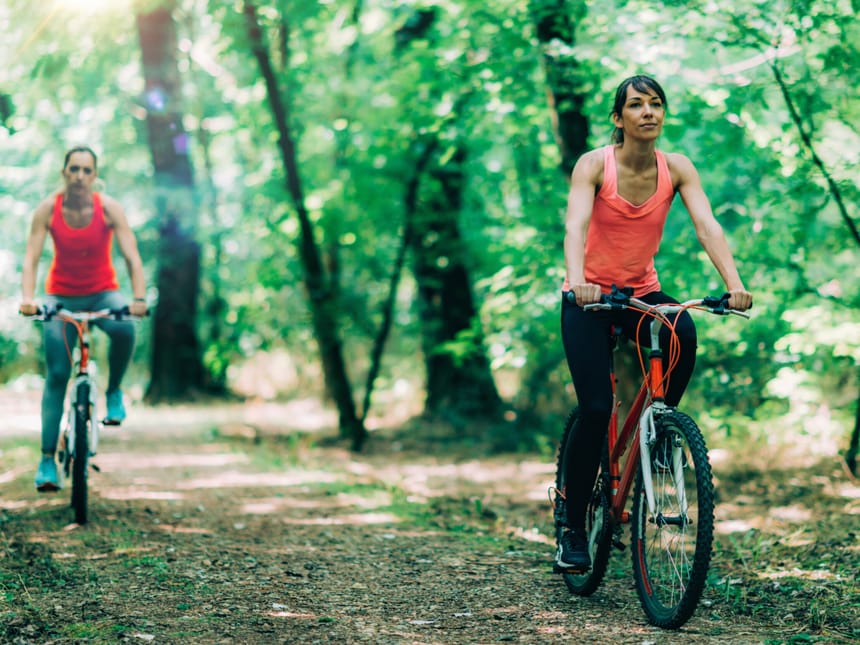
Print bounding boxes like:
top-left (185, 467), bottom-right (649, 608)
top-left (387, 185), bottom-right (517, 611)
top-left (71, 382), bottom-right (90, 525)
top-left (630, 410), bottom-right (714, 629)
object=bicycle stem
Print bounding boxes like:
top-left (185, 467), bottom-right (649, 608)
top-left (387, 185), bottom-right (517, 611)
top-left (78, 333), bottom-right (90, 376)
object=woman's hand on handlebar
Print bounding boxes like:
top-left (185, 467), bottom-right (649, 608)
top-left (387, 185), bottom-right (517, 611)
top-left (569, 283), bottom-right (603, 306)
top-left (129, 300), bottom-right (148, 317)
top-left (726, 288), bottom-right (753, 311)
top-left (19, 302), bottom-right (38, 316)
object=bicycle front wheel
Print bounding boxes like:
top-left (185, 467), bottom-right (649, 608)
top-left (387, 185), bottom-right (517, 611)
top-left (555, 409), bottom-right (612, 596)
top-left (70, 381), bottom-right (90, 525)
top-left (631, 411), bottom-right (714, 629)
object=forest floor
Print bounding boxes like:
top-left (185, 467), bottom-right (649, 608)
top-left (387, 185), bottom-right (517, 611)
top-left (0, 392), bottom-right (858, 644)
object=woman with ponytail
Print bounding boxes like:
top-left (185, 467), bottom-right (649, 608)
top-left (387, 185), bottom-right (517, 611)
top-left (555, 75), bottom-right (753, 571)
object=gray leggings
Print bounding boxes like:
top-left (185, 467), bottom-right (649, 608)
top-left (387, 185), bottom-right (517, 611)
top-left (41, 291), bottom-right (135, 454)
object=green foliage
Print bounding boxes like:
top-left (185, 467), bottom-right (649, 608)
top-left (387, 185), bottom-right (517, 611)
top-left (0, 0), bottom-right (856, 443)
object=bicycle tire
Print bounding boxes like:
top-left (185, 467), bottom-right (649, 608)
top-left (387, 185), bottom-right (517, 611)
top-left (70, 381), bottom-right (90, 525)
top-left (630, 410), bottom-right (714, 629)
top-left (555, 409), bottom-right (613, 596)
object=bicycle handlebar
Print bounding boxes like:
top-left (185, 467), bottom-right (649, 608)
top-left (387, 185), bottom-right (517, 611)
top-left (22, 304), bottom-right (146, 322)
top-left (567, 285), bottom-right (751, 319)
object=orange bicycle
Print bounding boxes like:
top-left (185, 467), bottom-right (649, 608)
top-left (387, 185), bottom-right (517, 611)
top-left (28, 304), bottom-right (140, 525)
top-left (552, 286), bottom-right (749, 629)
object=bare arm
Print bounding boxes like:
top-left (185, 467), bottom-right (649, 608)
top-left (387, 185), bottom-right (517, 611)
top-left (102, 194), bottom-right (148, 315)
top-left (564, 150), bottom-right (603, 305)
top-left (20, 199), bottom-right (53, 314)
top-left (672, 154), bottom-right (753, 310)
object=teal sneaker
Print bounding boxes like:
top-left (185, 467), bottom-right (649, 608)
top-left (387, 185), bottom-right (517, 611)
top-left (105, 389), bottom-right (126, 425)
top-left (35, 455), bottom-right (61, 492)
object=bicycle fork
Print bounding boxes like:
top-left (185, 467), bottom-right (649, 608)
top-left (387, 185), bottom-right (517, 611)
top-left (639, 408), bottom-right (689, 524)
top-left (67, 340), bottom-right (99, 459)
top-left (635, 313), bottom-right (689, 521)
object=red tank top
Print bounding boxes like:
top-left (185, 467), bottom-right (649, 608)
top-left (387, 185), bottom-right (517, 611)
top-left (565, 145), bottom-right (675, 296)
top-left (45, 192), bottom-right (120, 295)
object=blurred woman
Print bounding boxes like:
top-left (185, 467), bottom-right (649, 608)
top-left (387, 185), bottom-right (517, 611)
top-left (20, 145), bottom-right (148, 491)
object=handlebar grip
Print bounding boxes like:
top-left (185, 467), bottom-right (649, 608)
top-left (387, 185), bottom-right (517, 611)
top-left (565, 291), bottom-right (611, 306)
top-left (566, 286), bottom-right (633, 309)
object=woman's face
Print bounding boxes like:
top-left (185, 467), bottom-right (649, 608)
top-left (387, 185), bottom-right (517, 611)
top-left (613, 84), bottom-right (665, 141)
top-left (62, 151), bottom-right (97, 193)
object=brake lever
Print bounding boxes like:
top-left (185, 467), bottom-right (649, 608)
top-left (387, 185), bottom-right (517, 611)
top-left (702, 292), bottom-right (731, 314)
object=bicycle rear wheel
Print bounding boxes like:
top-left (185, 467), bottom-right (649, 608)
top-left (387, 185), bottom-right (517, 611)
top-left (70, 381), bottom-right (90, 525)
top-left (631, 411), bottom-right (714, 629)
top-left (555, 409), bottom-right (612, 596)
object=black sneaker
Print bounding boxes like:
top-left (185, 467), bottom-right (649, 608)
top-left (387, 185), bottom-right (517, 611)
top-left (556, 528), bottom-right (590, 571)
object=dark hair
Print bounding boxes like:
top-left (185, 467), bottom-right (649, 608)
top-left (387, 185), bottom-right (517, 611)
top-left (611, 75), bottom-right (667, 144)
top-left (63, 145), bottom-right (98, 170)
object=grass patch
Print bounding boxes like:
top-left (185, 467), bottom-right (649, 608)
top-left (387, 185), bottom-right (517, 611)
top-left (122, 556), bottom-right (171, 583)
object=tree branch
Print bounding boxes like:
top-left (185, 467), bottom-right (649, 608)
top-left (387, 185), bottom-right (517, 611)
top-left (769, 60), bottom-right (860, 248)
top-left (359, 138), bottom-right (439, 424)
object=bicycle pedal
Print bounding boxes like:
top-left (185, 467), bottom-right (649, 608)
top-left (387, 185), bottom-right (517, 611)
top-left (553, 563), bottom-right (589, 575)
top-left (91, 463), bottom-right (101, 472)
top-left (102, 418), bottom-right (122, 427)
top-left (612, 539), bottom-right (626, 551)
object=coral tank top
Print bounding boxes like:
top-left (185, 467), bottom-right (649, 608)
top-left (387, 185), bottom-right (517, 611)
top-left (45, 192), bottom-right (119, 295)
top-left (565, 145), bottom-right (675, 296)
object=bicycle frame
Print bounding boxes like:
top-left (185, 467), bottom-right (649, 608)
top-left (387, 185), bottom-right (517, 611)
top-left (556, 287), bottom-right (749, 627)
top-left (604, 332), bottom-right (671, 524)
top-left (605, 364), bottom-right (649, 525)
top-left (70, 317), bottom-right (94, 375)
top-left (589, 293), bottom-right (749, 525)
top-left (596, 292), bottom-right (749, 523)
top-left (50, 307), bottom-right (130, 369)
top-left (26, 305), bottom-right (139, 524)
top-left (60, 312), bottom-right (101, 454)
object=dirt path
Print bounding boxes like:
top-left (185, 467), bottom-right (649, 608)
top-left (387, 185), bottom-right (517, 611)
top-left (1, 400), bottom-right (857, 644)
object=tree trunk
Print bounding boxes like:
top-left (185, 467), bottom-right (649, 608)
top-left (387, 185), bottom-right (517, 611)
top-left (516, 0), bottom-right (593, 418)
top-left (392, 9), bottom-right (502, 421)
top-left (412, 147), bottom-right (502, 420)
top-left (530, 0), bottom-right (590, 176)
top-left (244, 1), bottom-right (366, 450)
top-left (136, 4), bottom-right (205, 401)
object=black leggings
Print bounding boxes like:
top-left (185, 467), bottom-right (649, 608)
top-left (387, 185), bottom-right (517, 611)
top-left (560, 290), bottom-right (697, 530)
